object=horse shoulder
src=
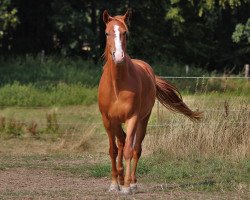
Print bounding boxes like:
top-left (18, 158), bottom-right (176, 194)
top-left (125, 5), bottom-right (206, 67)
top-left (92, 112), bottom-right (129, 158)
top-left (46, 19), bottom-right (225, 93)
top-left (98, 69), bottom-right (114, 112)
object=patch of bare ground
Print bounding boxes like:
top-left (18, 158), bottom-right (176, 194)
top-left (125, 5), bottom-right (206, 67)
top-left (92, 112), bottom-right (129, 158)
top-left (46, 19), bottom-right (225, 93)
top-left (0, 168), bottom-right (248, 200)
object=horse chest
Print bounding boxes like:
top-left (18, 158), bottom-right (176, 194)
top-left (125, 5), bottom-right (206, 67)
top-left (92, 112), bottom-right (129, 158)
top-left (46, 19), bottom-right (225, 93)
top-left (107, 96), bottom-right (137, 122)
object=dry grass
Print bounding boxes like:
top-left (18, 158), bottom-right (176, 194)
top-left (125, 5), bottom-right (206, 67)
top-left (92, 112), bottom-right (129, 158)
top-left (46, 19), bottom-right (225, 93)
top-left (0, 95), bottom-right (249, 160)
top-left (0, 95), bottom-right (249, 195)
top-left (144, 96), bottom-right (250, 160)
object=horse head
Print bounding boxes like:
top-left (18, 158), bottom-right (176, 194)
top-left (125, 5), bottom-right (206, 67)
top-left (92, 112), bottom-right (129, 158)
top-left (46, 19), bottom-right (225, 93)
top-left (103, 10), bottom-right (130, 65)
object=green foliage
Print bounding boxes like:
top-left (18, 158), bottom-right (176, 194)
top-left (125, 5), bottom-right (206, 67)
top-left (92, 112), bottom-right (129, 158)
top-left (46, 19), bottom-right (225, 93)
top-left (0, 0), bottom-right (249, 70)
top-left (166, 7), bottom-right (185, 23)
top-left (0, 56), bottom-right (248, 107)
top-left (0, 82), bottom-right (97, 107)
top-left (0, 56), bottom-right (101, 86)
top-left (164, 0), bottom-right (250, 69)
top-left (232, 18), bottom-right (250, 44)
top-left (0, 0), bottom-right (19, 40)
top-left (50, 0), bottom-right (95, 56)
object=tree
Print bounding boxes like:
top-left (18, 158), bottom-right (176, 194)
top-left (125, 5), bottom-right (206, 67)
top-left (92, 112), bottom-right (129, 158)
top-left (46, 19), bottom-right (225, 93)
top-left (0, 0), bottom-right (249, 71)
top-left (232, 18), bottom-right (250, 44)
top-left (0, 0), bottom-right (18, 45)
top-left (164, 0), bottom-right (250, 70)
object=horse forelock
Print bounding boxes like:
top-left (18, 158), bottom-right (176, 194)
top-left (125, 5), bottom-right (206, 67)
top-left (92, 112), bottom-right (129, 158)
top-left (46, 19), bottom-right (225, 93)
top-left (112, 17), bottom-right (128, 32)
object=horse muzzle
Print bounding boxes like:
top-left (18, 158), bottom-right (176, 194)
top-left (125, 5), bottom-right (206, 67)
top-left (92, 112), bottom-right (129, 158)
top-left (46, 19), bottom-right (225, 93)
top-left (112, 51), bottom-right (125, 65)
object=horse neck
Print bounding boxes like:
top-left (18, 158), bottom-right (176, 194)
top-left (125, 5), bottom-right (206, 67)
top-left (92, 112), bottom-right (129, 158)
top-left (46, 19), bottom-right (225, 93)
top-left (105, 54), bottom-right (129, 97)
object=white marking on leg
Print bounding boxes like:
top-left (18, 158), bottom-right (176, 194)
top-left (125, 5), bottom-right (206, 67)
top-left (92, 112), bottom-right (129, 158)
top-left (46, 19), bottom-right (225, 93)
top-left (132, 134), bottom-right (136, 149)
top-left (109, 183), bottom-right (120, 192)
top-left (120, 186), bottom-right (132, 195)
top-left (114, 25), bottom-right (123, 61)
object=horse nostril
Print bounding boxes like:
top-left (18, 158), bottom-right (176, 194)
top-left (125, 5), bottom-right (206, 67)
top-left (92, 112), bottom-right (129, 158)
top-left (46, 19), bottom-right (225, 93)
top-left (122, 52), bottom-right (124, 58)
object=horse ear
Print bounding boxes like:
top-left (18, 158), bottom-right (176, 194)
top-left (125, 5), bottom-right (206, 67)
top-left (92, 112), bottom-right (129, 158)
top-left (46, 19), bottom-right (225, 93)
top-left (123, 9), bottom-right (131, 25)
top-left (103, 10), bottom-right (112, 24)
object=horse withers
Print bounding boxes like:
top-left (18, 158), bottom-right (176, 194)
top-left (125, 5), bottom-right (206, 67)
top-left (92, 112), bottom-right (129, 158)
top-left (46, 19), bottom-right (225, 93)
top-left (98, 10), bottom-right (202, 195)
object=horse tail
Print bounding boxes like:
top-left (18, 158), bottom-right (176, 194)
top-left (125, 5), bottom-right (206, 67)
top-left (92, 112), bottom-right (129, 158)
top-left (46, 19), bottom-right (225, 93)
top-left (155, 76), bottom-right (203, 121)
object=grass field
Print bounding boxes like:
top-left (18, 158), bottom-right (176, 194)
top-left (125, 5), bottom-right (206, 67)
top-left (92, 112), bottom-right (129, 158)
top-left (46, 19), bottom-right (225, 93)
top-left (0, 56), bottom-right (249, 107)
top-left (0, 94), bottom-right (249, 199)
top-left (0, 56), bottom-right (249, 199)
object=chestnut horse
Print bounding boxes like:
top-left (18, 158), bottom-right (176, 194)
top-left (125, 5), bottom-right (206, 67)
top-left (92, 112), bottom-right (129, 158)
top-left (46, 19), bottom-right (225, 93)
top-left (98, 10), bottom-right (202, 195)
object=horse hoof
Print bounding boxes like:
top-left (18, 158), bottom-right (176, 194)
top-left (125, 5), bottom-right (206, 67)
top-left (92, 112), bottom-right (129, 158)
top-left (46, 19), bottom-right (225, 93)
top-left (120, 186), bottom-right (132, 195)
top-left (130, 183), bottom-right (138, 194)
top-left (108, 183), bottom-right (120, 192)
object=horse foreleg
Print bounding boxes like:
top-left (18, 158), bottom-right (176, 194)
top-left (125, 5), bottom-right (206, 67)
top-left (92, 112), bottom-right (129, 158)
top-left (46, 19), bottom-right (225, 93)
top-left (116, 130), bottom-right (126, 186)
top-left (108, 136), bottom-right (119, 192)
top-left (121, 116), bottom-right (138, 195)
top-left (102, 115), bottom-right (119, 192)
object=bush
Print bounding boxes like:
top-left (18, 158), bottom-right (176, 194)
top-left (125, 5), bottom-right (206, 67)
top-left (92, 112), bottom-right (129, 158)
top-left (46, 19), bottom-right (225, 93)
top-left (0, 55), bottom-right (102, 87)
top-left (0, 82), bottom-right (97, 106)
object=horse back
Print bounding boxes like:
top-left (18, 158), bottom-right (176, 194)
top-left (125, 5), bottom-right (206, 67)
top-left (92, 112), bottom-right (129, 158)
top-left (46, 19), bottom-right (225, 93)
top-left (131, 59), bottom-right (156, 84)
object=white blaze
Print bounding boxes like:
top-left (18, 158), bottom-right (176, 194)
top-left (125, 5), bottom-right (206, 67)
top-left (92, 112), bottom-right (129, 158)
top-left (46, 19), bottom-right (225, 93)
top-left (114, 25), bottom-right (123, 62)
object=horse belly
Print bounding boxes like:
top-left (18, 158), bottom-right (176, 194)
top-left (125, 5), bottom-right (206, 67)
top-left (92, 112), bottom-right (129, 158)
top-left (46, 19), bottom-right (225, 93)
top-left (139, 89), bottom-right (155, 119)
top-left (132, 59), bottom-right (156, 118)
top-left (139, 75), bottom-right (156, 118)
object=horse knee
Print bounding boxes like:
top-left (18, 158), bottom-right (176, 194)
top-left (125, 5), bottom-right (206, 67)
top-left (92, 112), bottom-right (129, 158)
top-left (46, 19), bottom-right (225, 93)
top-left (123, 145), bottom-right (133, 160)
top-left (117, 166), bottom-right (124, 173)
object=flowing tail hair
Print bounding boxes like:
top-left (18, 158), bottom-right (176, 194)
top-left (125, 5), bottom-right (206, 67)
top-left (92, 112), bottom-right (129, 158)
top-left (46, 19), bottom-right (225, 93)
top-left (155, 76), bottom-right (203, 121)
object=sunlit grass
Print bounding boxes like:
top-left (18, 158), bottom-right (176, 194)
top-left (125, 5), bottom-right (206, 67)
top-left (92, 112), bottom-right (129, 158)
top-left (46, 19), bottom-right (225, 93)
top-left (0, 153), bottom-right (248, 192)
top-left (0, 91), bottom-right (249, 194)
top-left (146, 95), bottom-right (250, 160)
top-left (0, 82), bottom-right (97, 106)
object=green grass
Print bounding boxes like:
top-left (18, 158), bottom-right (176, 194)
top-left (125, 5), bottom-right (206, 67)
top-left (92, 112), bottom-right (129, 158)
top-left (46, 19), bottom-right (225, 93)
top-left (138, 153), bottom-right (249, 191)
top-left (88, 163), bottom-right (110, 177)
top-left (0, 153), bottom-right (248, 192)
top-left (0, 56), bottom-right (99, 107)
top-left (0, 104), bottom-right (102, 139)
top-left (168, 77), bottom-right (250, 95)
top-left (0, 56), bottom-right (249, 197)
top-left (0, 154), bottom-right (110, 178)
top-left (0, 95), bottom-right (249, 193)
top-left (0, 56), bottom-right (249, 107)
top-left (0, 82), bottom-right (97, 106)
top-left (0, 56), bottom-right (101, 87)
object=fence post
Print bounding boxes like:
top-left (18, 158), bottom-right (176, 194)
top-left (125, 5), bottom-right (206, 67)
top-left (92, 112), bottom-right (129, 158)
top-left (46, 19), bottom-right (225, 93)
top-left (157, 100), bottom-right (160, 124)
top-left (40, 50), bottom-right (45, 63)
top-left (185, 65), bottom-right (189, 75)
top-left (245, 64), bottom-right (249, 80)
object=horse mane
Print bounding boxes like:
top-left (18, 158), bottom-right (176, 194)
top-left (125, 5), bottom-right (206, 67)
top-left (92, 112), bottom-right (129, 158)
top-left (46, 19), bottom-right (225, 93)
top-left (102, 16), bottom-right (129, 63)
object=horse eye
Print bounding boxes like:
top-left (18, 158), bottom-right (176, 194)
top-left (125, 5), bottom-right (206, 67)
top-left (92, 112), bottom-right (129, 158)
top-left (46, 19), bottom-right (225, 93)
top-left (105, 32), bottom-right (108, 36)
